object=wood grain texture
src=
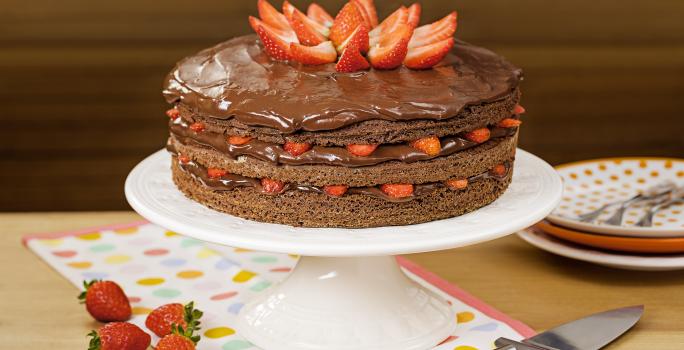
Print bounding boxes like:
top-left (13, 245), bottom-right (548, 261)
top-left (1, 0), bottom-right (683, 211)
top-left (2, 212), bottom-right (684, 348)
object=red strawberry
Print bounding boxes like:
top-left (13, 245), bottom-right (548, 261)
top-left (156, 333), bottom-right (196, 350)
top-left (445, 178), bottom-right (468, 190)
top-left (291, 41), bottom-right (337, 65)
top-left (145, 302), bottom-right (203, 338)
top-left (88, 322), bottom-right (151, 350)
top-left (79, 280), bottom-right (132, 322)
top-left (261, 178), bottom-right (286, 193)
top-left (228, 135), bottom-right (253, 145)
top-left (408, 11), bottom-right (457, 49)
top-left (178, 155), bottom-right (191, 164)
top-left (257, 0), bottom-right (291, 31)
top-left (404, 37), bottom-right (454, 69)
top-left (207, 168), bottom-right (227, 179)
top-left (369, 6), bottom-right (408, 46)
top-left (407, 3), bottom-right (421, 28)
top-left (352, 0), bottom-right (372, 29)
top-left (283, 141), bottom-right (313, 156)
top-left (354, 0), bottom-right (378, 28)
top-left (165, 108), bottom-right (180, 120)
top-left (491, 164), bottom-right (507, 177)
top-left (346, 143), bottom-right (378, 156)
top-left (283, 1), bottom-right (329, 45)
top-left (380, 184), bottom-right (414, 198)
top-left (464, 128), bottom-right (491, 143)
top-left (497, 118), bottom-right (522, 128)
top-left (368, 24), bottom-right (413, 69)
top-left (336, 25), bottom-right (369, 54)
top-left (336, 45), bottom-right (370, 72)
top-left (329, 1), bottom-right (366, 47)
top-left (324, 185), bottom-right (349, 197)
top-left (189, 122), bottom-right (205, 133)
top-left (513, 104), bottom-right (526, 115)
top-left (307, 3), bottom-right (334, 27)
top-left (250, 16), bottom-right (297, 61)
top-left (410, 136), bottom-right (441, 156)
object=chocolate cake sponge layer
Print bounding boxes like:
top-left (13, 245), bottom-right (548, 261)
top-left (176, 89), bottom-right (519, 146)
top-left (172, 160), bottom-right (513, 228)
top-left (170, 132), bottom-right (517, 187)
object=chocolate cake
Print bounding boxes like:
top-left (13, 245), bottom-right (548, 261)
top-left (162, 0), bottom-right (524, 228)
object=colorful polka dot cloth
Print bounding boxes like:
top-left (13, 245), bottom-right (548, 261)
top-left (24, 221), bottom-right (534, 350)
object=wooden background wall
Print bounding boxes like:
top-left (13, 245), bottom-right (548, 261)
top-left (2, 0), bottom-right (683, 211)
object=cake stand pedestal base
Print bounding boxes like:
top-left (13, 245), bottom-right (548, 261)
top-left (236, 256), bottom-right (456, 350)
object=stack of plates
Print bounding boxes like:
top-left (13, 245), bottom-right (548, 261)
top-left (518, 157), bottom-right (684, 271)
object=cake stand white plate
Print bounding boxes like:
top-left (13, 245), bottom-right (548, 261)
top-left (125, 148), bottom-right (562, 350)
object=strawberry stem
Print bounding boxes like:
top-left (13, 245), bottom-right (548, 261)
top-left (87, 330), bottom-right (101, 350)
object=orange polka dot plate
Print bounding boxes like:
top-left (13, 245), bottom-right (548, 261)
top-left (535, 220), bottom-right (684, 254)
top-left (548, 157), bottom-right (684, 238)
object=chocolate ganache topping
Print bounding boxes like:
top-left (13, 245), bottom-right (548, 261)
top-left (163, 35), bottom-right (522, 133)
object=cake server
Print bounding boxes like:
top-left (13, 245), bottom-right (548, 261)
top-left (493, 305), bottom-right (644, 350)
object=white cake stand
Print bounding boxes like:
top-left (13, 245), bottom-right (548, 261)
top-left (125, 149), bottom-right (562, 350)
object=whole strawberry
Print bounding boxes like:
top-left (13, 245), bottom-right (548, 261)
top-left (156, 324), bottom-right (201, 350)
top-left (79, 280), bottom-right (132, 322)
top-left (88, 322), bottom-right (151, 350)
top-left (146, 301), bottom-right (203, 338)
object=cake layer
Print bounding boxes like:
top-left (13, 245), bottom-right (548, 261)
top-left (171, 159), bottom-right (513, 228)
top-left (164, 35), bottom-right (522, 133)
top-left (172, 90), bottom-right (519, 145)
top-left (168, 132), bottom-right (517, 187)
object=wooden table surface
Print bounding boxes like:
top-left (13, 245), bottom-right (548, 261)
top-left (2, 211), bottom-right (683, 349)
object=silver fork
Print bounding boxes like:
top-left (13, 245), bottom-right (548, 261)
top-left (603, 182), bottom-right (676, 226)
top-left (636, 192), bottom-right (684, 227)
top-left (576, 201), bottom-right (621, 223)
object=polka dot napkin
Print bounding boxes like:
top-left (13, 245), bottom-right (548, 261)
top-left (24, 221), bottom-right (534, 350)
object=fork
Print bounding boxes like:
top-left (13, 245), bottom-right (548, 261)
top-left (636, 194), bottom-right (684, 227)
top-left (603, 183), bottom-right (676, 226)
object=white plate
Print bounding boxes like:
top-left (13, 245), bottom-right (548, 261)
top-left (125, 149), bottom-right (562, 257)
top-left (548, 157), bottom-right (684, 238)
top-left (518, 228), bottom-right (684, 271)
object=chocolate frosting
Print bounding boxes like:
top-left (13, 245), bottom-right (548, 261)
top-left (163, 35), bottom-right (522, 133)
top-left (170, 117), bottom-right (516, 167)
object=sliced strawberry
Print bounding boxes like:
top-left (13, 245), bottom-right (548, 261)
top-left (283, 141), bottom-right (313, 156)
top-left (491, 164), bottom-right (507, 177)
top-left (407, 3), bottom-right (421, 28)
top-left (464, 128), bottom-right (491, 143)
top-left (354, 0), bottom-right (378, 28)
top-left (329, 1), bottom-right (366, 47)
top-left (408, 11), bottom-right (457, 49)
top-left (291, 41), bottom-right (337, 65)
top-left (513, 104), bottom-right (526, 115)
top-left (497, 118), bottom-right (522, 128)
top-left (336, 25), bottom-right (369, 54)
top-left (404, 37), bottom-right (454, 69)
top-left (165, 108), bottom-right (180, 120)
top-left (380, 184), bottom-right (414, 198)
top-left (178, 155), bottom-right (191, 164)
top-left (250, 16), bottom-right (297, 60)
top-left (346, 143), bottom-right (378, 156)
top-left (445, 178), bottom-right (468, 190)
top-left (189, 122), bottom-right (205, 133)
top-left (207, 168), bottom-right (227, 179)
top-left (336, 45), bottom-right (370, 72)
top-left (261, 178), bottom-right (286, 193)
top-left (410, 136), bottom-right (441, 156)
top-left (257, 0), bottom-right (291, 31)
top-left (324, 185), bottom-right (349, 197)
top-left (307, 3), bottom-right (334, 27)
top-left (352, 0), bottom-right (372, 29)
top-left (227, 135), bottom-right (253, 145)
top-left (368, 24), bottom-right (413, 70)
top-left (287, 11), bottom-right (327, 46)
top-left (369, 6), bottom-right (408, 47)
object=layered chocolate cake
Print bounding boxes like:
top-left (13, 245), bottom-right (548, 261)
top-left (163, 0), bottom-right (524, 228)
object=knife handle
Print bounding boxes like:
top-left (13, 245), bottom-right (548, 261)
top-left (494, 337), bottom-right (559, 350)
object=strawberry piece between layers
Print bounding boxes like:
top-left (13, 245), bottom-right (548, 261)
top-left (207, 168), bottom-right (228, 179)
top-left (497, 118), bottom-right (522, 128)
top-left (283, 141), bottom-right (313, 156)
top-left (408, 11), bottom-right (457, 49)
top-left (227, 135), bottom-right (253, 145)
top-left (261, 178), bottom-right (286, 193)
top-left (324, 185), bottom-right (349, 197)
top-left (491, 164), bottom-right (507, 177)
top-left (307, 3), bottom-right (334, 27)
top-left (380, 184), bottom-right (414, 198)
top-left (513, 104), bottom-right (526, 115)
top-left (464, 128), bottom-right (491, 143)
top-left (329, 1), bottom-right (367, 47)
top-left (409, 136), bottom-right (441, 156)
top-left (346, 144), bottom-right (378, 156)
top-left (445, 178), bottom-right (469, 190)
top-left (291, 41), bottom-right (338, 65)
top-left (404, 37), bottom-right (454, 69)
top-left (368, 23), bottom-right (413, 69)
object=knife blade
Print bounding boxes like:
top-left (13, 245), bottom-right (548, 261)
top-left (494, 305), bottom-right (644, 350)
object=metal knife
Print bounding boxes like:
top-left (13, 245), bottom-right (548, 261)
top-left (493, 305), bottom-right (644, 350)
